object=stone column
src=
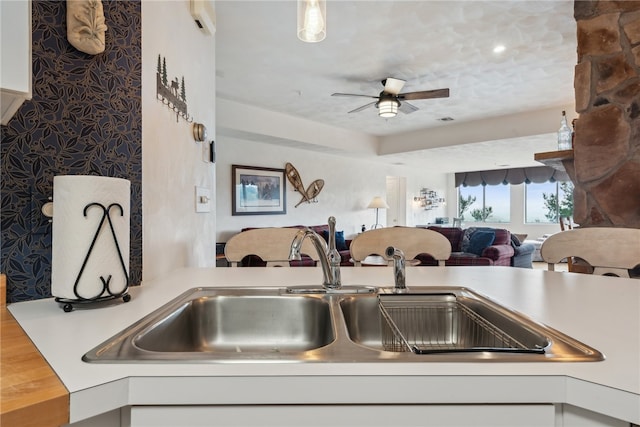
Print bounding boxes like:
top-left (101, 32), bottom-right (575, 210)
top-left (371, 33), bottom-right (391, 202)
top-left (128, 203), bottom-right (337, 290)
top-left (573, 1), bottom-right (640, 227)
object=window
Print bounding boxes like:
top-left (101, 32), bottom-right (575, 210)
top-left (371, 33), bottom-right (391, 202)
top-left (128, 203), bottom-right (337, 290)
top-left (525, 181), bottom-right (574, 223)
top-left (458, 184), bottom-right (510, 223)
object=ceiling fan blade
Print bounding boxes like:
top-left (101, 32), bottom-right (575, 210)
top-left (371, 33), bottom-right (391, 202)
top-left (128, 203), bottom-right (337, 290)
top-left (398, 101), bottom-right (419, 114)
top-left (399, 88), bottom-right (450, 101)
top-left (348, 101), bottom-right (377, 114)
top-left (382, 77), bottom-right (405, 95)
top-left (332, 93), bottom-right (378, 99)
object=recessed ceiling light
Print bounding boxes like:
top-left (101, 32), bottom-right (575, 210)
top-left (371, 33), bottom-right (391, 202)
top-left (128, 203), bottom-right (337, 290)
top-left (438, 117), bottom-right (454, 122)
top-left (493, 45), bottom-right (506, 54)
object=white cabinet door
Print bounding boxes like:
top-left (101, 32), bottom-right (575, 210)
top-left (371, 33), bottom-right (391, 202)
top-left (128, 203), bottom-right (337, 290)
top-left (0, 0), bottom-right (31, 125)
top-left (561, 404), bottom-right (631, 427)
top-left (127, 404), bottom-right (555, 427)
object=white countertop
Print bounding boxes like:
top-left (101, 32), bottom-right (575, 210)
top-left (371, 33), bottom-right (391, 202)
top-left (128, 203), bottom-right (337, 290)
top-left (8, 266), bottom-right (640, 424)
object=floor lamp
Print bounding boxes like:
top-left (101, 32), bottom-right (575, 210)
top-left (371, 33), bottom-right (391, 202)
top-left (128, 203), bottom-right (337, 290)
top-left (367, 196), bottom-right (389, 229)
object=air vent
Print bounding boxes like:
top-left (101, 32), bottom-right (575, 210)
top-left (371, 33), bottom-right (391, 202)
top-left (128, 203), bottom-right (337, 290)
top-left (190, 0), bottom-right (216, 35)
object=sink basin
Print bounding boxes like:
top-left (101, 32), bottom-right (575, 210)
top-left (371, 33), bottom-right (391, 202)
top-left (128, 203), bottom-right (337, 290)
top-left (134, 294), bottom-right (334, 353)
top-left (84, 286), bottom-right (603, 363)
top-left (340, 289), bottom-right (603, 361)
top-left (83, 288), bottom-right (335, 362)
top-left (340, 293), bottom-right (548, 353)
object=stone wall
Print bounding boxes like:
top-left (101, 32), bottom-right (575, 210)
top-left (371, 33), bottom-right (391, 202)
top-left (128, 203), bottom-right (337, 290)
top-left (572, 1), bottom-right (640, 227)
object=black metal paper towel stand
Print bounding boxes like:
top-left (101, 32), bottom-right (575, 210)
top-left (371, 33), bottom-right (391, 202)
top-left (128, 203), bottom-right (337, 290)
top-left (55, 202), bottom-right (131, 312)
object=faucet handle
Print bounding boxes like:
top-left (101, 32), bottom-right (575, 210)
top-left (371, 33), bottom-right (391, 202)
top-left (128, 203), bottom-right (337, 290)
top-left (327, 216), bottom-right (341, 263)
top-left (327, 216), bottom-right (337, 251)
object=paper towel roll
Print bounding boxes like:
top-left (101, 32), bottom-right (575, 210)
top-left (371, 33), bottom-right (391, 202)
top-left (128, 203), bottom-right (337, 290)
top-left (52, 175), bottom-right (130, 300)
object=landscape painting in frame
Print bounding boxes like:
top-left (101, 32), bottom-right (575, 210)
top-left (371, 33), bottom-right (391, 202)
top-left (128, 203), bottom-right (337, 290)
top-left (232, 165), bottom-right (286, 215)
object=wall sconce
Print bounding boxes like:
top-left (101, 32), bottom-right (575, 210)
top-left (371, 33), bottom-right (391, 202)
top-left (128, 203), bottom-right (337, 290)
top-left (297, 0), bottom-right (326, 43)
top-left (414, 188), bottom-right (445, 210)
top-left (193, 123), bottom-right (207, 142)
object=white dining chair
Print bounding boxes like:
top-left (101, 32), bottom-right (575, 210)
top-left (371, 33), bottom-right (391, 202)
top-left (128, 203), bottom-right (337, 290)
top-left (540, 227), bottom-right (640, 278)
top-left (224, 227), bottom-right (320, 267)
top-left (349, 227), bottom-right (452, 267)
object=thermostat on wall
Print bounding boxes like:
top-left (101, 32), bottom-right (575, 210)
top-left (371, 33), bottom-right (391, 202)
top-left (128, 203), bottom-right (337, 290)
top-left (210, 140), bottom-right (215, 163)
top-left (200, 140), bottom-right (215, 164)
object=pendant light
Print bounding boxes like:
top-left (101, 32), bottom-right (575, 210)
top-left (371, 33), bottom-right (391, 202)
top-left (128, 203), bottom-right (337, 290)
top-left (297, 0), bottom-right (326, 43)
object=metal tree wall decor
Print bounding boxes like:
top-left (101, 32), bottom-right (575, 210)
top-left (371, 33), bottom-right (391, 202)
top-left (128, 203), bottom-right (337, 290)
top-left (156, 54), bottom-right (193, 123)
top-left (285, 162), bottom-right (324, 207)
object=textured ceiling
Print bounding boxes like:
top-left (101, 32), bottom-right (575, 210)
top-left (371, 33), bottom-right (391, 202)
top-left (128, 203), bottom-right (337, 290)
top-left (215, 0), bottom-right (577, 172)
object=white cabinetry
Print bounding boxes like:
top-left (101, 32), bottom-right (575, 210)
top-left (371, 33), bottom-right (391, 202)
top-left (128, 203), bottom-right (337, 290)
top-left (65, 404), bottom-right (636, 427)
top-left (1, 0), bottom-right (32, 125)
top-left (124, 405), bottom-right (556, 427)
top-left (561, 405), bottom-right (631, 427)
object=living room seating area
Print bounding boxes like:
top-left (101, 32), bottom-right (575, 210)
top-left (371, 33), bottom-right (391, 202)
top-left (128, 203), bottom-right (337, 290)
top-left (221, 224), bottom-right (534, 268)
top-left (416, 226), bottom-right (534, 268)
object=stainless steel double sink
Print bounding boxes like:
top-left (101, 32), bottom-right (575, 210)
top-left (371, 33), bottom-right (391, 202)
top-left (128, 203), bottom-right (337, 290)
top-left (83, 286), bottom-right (603, 363)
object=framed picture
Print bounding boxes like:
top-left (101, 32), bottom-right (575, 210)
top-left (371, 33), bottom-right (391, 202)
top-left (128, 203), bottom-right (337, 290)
top-left (232, 165), bottom-right (287, 215)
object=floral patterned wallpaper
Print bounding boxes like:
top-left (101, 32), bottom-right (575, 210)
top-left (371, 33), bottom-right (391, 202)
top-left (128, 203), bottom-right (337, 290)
top-left (1, 0), bottom-right (142, 303)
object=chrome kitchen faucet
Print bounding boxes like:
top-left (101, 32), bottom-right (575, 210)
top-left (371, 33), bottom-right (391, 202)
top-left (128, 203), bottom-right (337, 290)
top-left (290, 216), bottom-right (342, 290)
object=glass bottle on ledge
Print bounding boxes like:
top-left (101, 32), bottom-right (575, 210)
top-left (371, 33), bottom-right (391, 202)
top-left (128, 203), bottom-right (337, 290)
top-left (557, 110), bottom-right (572, 150)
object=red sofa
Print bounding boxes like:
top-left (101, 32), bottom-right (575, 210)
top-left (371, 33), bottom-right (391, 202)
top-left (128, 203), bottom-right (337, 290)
top-left (417, 227), bottom-right (515, 266)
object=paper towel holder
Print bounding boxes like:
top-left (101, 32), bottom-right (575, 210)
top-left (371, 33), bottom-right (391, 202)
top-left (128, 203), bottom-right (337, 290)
top-left (55, 202), bottom-right (131, 312)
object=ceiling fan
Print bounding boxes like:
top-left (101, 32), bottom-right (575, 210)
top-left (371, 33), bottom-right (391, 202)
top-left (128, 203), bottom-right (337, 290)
top-left (331, 77), bottom-right (449, 118)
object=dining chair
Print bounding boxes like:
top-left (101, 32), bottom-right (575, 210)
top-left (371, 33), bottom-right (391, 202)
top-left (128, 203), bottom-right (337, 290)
top-left (558, 217), bottom-right (575, 271)
top-left (540, 227), bottom-right (640, 278)
top-left (224, 227), bottom-right (320, 267)
top-left (350, 227), bottom-right (452, 266)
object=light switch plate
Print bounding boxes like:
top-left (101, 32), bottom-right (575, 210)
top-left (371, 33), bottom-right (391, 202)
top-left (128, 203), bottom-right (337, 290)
top-left (195, 186), bottom-right (211, 213)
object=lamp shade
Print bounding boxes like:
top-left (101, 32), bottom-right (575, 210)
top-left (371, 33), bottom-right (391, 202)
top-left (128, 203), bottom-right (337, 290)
top-left (367, 196), bottom-right (389, 209)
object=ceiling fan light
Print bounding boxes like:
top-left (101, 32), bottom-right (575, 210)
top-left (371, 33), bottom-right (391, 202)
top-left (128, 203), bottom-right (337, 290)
top-left (377, 99), bottom-right (399, 118)
top-left (297, 0), bottom-right (326, 43)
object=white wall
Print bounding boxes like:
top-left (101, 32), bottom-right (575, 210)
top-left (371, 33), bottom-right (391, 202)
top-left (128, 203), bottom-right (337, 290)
top-left (215, 137), bottom-right (448, 242)
top-left (141, 0), bottom-right (216, 282)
